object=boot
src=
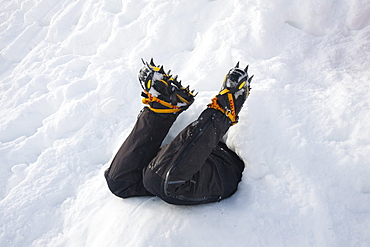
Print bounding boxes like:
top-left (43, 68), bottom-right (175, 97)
top-left (208, 62), bottom-right (253, 125)
top-left (138, 58), bottom-right (196, 114)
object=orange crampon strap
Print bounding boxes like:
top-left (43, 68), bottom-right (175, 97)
top-left (142, 91), bottom-right (181, 113)
top-left (208, 93), bottom-right (238, 125)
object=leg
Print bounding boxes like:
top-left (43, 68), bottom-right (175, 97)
top-left (143, 62), bottom-right (253, 205)
top-left (104, 59), bottom-right (195, 198)
top-left (143, 108), bottom-right (244, 205)
top-left (105, 108), bottom-right (177, 198)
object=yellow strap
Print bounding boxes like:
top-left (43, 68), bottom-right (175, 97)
top-left (147, 80), bottom-right (152, 90)
top-left (149, 107), bottom-right (181, 113)
top-left (150, 65), bottom-right (161, 72)
top-left (176, 94), bottom-right (189, 104)
top-left (208, 97), bottom-right (224, 113)
top-left (227, 93), bottom-right (236, 118)
top-left (208, 94), bottom-right (238, 125)
top-left (238, 80), bottom-right (247, 90)
top-left (142, 91), bottom-right (181, 113)
top-left (143, 97), bottom-right (174, 109)
top-left (219, 88), bottom-right (229, 95)
top-left (159, 79), bottom-right (168, 86)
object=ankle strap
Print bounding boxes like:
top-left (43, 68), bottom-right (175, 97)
top-left (142, 91), bottom-right (181, 114)
top-left (208, 95), bottom-right (238, 125)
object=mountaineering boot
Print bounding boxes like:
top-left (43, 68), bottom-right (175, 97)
top-left (138, 58), bottom-right (196, 114)
top-left (208, 62), bottom-right (253, 125)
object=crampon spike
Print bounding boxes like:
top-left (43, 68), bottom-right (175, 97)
top-left (244, 65), bottom-right (249, 73)
top-left (159, 65), bottom-right (165, 73)
top-left (235, 61), bottom-right (240, 68)
top-left (150, 58), bottom-right (155, 66)
top-left (248, 75), bottom-right (254, 83)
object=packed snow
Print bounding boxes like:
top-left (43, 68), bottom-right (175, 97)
top-left (1, 0), bottom-right (370, 246)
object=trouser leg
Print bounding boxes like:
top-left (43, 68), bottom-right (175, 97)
top-left (143, 108), bottom-right (244, 205)
top-left (105, 107), bottom-right (177, 198)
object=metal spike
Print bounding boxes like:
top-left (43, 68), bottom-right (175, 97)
top-left (167, 70), bottom-right (171, 75)
top-left (235, 62), bottom-right (240, 68)
top-left (244, 65), bottom-right (249, 73)
top-left (150, 58), bottom-right (155, 66)
top-left (159, 65), bottom-right (164, 73)
top-left (141, 58), bottom-right (146, 65)
top-left (248, 75), bottom-right (254, 83)
top-left (174, 75), bottom-right (178, 80)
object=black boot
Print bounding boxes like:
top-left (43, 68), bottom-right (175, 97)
top-left (138, 58), bottom-right (196, 115)
top-left (208, 62), bottom-right (254, 125)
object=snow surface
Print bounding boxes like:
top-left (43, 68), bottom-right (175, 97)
top-left (1, 0), bottom-right (370, 246)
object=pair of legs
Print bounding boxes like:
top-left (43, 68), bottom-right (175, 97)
top-left (105, 107), bottom-right (244, 205)
top-left (104, 59), bottom-right (252, 205)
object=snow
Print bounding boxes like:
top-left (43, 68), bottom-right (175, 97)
top-left (1, 0), bottom-right (369, 246)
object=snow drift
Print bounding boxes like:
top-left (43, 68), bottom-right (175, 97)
top-left (1, 0), bottom-right (369, 246)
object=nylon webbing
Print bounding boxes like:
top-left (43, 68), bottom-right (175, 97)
top-left (208, 95), bottom-right (238, 125)
top-left (142, 91), bottom-right (181, 113)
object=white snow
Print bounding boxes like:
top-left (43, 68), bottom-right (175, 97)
top-left (1, 0), bottom-right (370, 246)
